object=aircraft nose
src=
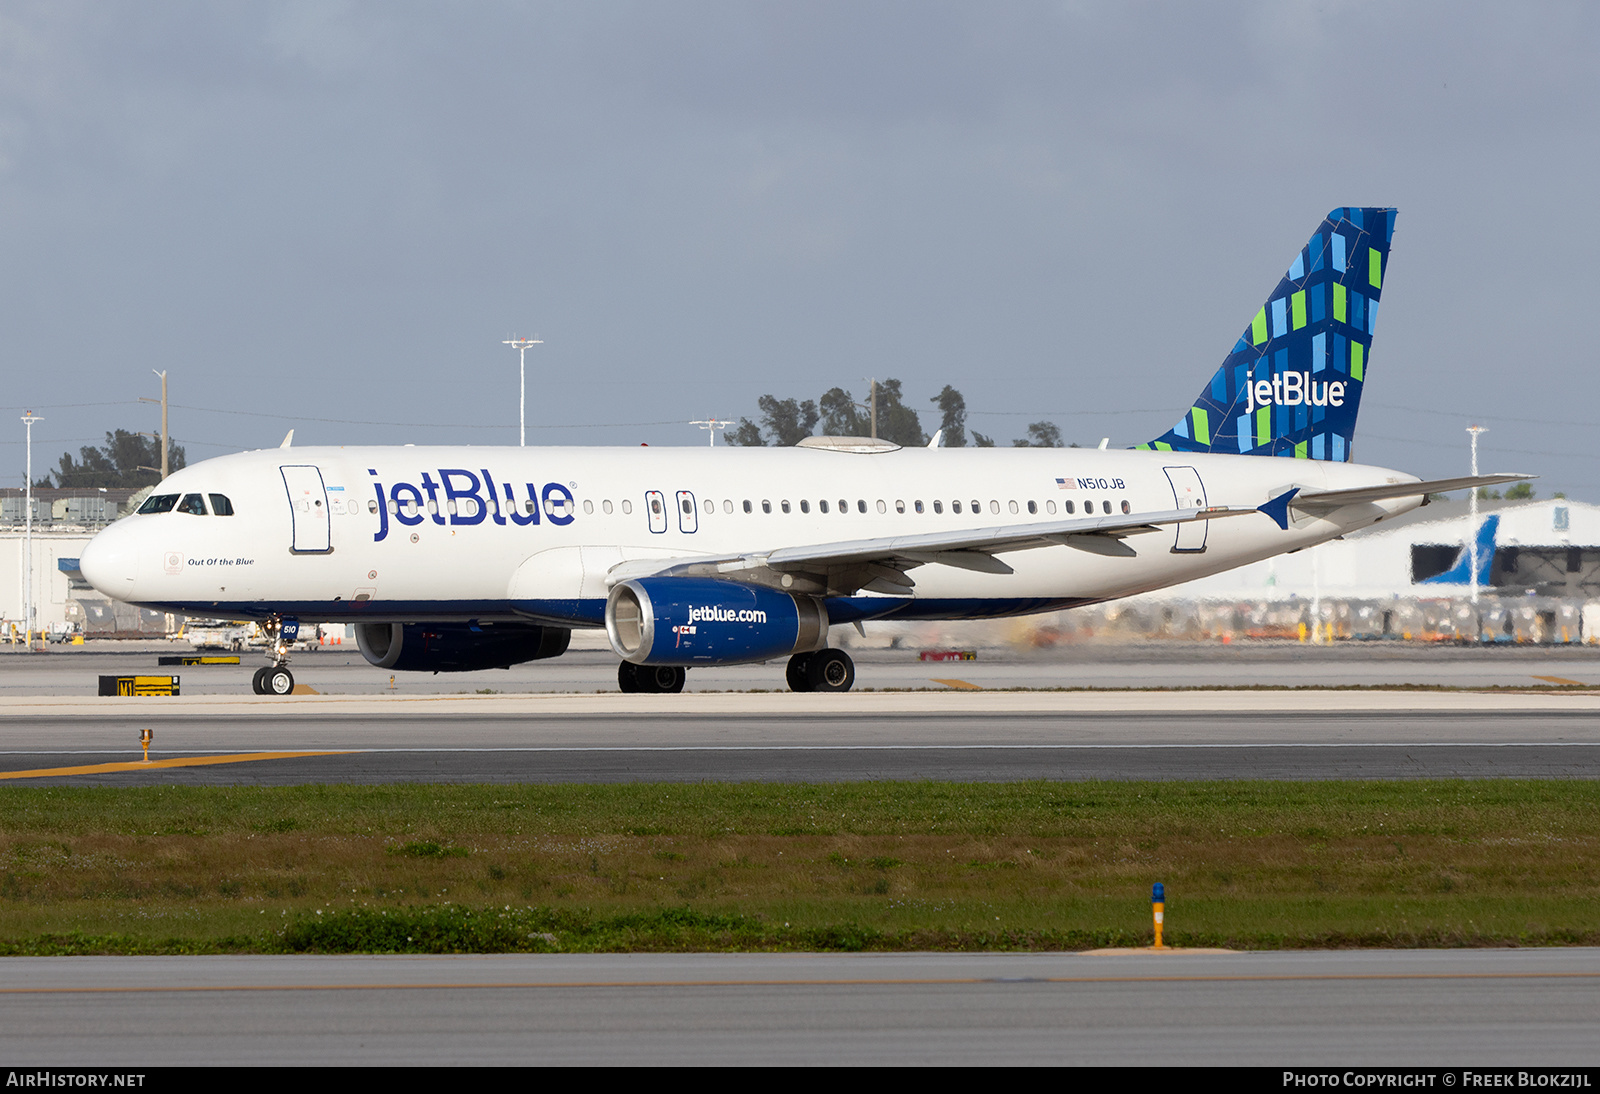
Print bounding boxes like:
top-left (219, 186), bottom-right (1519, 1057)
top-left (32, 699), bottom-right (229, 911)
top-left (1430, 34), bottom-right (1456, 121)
top-left (78, 523), bottom-right (140, 599)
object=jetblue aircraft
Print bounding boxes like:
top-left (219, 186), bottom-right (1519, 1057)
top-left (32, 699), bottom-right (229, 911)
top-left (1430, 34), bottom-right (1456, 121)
top-left (78, 208), bottom-right (1528, 695)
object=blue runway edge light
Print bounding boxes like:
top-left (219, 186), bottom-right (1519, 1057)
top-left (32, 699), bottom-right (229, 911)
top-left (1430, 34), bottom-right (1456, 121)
top-left (1152, 882), bottom-right (1165, 904)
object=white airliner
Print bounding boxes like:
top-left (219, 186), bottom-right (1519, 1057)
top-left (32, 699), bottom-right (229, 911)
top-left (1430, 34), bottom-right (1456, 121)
top-left (77, 208), bottom-right (1528, 695)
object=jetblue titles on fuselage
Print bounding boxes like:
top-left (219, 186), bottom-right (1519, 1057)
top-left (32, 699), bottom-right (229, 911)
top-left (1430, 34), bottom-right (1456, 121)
top-left (368, 467), bottom-right (577, 542)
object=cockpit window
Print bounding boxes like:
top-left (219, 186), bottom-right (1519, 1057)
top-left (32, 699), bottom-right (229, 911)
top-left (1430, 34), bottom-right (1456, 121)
top-left (177, 494), bottom-right (208, 516)
top-left (137, 494), bottom-right (178, 515)
top-left (209, 494), bottom-right (234, 516)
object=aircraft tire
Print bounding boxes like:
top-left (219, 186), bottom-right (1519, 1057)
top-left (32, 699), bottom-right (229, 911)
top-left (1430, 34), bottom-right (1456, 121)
top-left (264, 667), bottom-right (294, 696)
top-left (785, 653), bottom-right (813, 692)
top-left (251, 666), bottom-right (269, 694)
top-left (805, 648), bottom-right (854, 693)
top-left (643, 665), bottom-right (686, 694)
top-left (617, 661), bottom-right (640, 693)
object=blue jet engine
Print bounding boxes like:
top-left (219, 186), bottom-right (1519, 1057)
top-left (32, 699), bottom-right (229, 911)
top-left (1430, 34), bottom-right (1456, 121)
top-left (355, 621), bottom-right (570, 672)
top-left (604, 577), bottom-right (828, 666)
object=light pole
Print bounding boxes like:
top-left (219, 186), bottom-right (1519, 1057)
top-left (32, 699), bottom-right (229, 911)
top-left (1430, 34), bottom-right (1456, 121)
top-left (139, 370), bottom-right (169, 480)
top-left (21, 411), bottom-right (41, 647)
top-left (690, 418), bottom-right (732, 446)
top-left (1468, 424), bottom-right (1487, 606)
top-left (503, 337), bottom-right (542, 447)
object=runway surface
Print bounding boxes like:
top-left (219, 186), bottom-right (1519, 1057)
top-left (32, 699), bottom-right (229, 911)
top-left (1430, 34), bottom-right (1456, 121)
top-left (6, 640), bottom-right (1600, 695)
top-left (3, 949), bottom-right (1598, 1065)
top-left (4, 695), bottom-right (1600, 783)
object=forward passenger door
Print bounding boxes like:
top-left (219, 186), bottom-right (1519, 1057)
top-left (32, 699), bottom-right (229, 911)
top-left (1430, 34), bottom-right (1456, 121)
top-left (281, 465), bottom-right (333, 554)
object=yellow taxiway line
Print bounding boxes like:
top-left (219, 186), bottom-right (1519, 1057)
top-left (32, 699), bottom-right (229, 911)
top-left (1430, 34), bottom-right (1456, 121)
top-left (0, 751), bottom-right (355, 780)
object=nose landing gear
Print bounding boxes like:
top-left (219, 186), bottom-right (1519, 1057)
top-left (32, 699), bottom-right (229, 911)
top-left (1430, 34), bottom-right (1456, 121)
top-left (252, 665), bottom-right (295, 695)
top-left (251, 616), bottom-right (297, 696)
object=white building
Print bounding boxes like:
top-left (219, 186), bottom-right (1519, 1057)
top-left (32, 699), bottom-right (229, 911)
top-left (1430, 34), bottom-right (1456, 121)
top-left (1136, 497), bottom-right (1599, 603)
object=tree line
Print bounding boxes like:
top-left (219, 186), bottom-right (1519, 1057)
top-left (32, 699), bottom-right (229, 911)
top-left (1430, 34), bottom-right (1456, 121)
top-left (45, 430), bottom-right (186, 489)
top-left (725, 381), bottom-right (1068, 448)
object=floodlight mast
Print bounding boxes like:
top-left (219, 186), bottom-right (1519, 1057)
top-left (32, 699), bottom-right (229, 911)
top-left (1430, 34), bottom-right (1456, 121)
top-left (503, 338), bottom-right (543, 447)
top-left (20, 411), bottom-right (41, 647)
top-left (1468, 424), bottom-right (1487, 606)
top-left (690, 418), bottom-right (732, 447)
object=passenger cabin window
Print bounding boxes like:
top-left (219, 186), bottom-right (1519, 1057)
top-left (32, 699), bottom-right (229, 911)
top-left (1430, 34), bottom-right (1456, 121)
top-left (1027, 500), bottom-right (1037, 515)
top-left (177, 494), bottom-right (207, 516)
top-left (896, 500), bottom-right (906, 514)
top-left (138, 494), bottom-right (178, 515)
top-left (1065, 500), bottom-right (1075, 514)
top-left (1121, 500), bottom-right (1131, 514)
top-left (856, 499), bottom-right (866, 513)
top-left (819, 500), bottom-right (828, 514)
top-left (781, 500), bottom-right (790, 514)
top-left (799, 500), bottom-right (809, 514)
top-left (952, 500), bottom-right (962, 514)
top-left (914, 500), bottom-right (924, 514)
top-left (622, 499), bottom-right (633, 515)
top-left (744, 500), bottom-right (754, 514)
top-left (209, 494), bottom-right (234, 516)
top-left (933, 500), bottom-right (943, 514)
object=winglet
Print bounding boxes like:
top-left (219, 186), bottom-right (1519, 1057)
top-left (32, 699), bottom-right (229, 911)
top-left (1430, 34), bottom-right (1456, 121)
top-left (1258, 487), bottom-right (1301, 530)
top-left (279, 429), bottom-right (295, 449)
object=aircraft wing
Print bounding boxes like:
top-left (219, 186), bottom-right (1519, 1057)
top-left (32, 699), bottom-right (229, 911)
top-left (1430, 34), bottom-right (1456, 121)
top-left (606, 503), bottom-right (1259, 595)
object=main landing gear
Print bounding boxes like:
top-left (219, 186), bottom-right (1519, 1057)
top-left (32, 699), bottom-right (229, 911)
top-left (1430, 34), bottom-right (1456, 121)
top-left (618, 662), bottom-right (686, 694)
top-left (786, 648), bottom-right (855, 693)
top-left (613, 648), bottom-right (856, 694)
top-left (251, 616), bottom-right (296, 696)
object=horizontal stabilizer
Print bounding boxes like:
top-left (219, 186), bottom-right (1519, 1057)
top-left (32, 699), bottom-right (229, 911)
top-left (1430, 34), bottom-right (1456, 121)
top-left (1294, 473), bottom-right (1535, 509)
top-left (1256, 473), bottom-right (1535, 529)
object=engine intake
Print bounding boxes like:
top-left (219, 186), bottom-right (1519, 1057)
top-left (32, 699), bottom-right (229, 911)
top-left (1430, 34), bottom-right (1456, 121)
top-left (605, 577), bottom-right (827, 666)
top-left (355, 621), bottom-right (570, 672)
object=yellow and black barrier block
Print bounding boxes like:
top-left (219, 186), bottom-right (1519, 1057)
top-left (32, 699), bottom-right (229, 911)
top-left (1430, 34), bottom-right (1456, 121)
top-left (157, 655), bottom-right (241, 666)
top-left (98, 675), bottom-right (181, 697)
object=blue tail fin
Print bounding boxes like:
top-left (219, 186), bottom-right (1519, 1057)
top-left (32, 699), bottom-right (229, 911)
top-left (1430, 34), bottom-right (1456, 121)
top-left (1419, 514), bottom-right (1497, 587)
top-left (1140, 207), bottom-right (1396, 461)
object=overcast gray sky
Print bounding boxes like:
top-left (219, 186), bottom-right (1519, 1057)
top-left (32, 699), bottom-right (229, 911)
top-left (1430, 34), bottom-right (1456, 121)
top-left (2, 1), bottom-right (1596, 495)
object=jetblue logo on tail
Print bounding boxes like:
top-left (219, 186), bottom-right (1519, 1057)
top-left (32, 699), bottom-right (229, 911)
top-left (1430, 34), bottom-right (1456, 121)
top-left (1139, 207), bottom-right (1395, 463)
top-left (1243, 373), bottom-right (1348, 414)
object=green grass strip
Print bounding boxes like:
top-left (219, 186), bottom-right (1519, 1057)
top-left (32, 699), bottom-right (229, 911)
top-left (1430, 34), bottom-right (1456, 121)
top-left (1, 780), bottom-right (1597, 953)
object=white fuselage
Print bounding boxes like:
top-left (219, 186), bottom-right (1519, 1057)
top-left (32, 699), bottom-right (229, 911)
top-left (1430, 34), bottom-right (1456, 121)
top-left (77, 444), bottom-right (1421, 629)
